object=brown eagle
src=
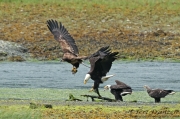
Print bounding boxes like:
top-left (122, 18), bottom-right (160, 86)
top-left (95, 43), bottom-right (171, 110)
top-left (104, 80), bottom-right (132, 101)
top-left (84, 46), bottom-right (119, 97)
top-left (47, 19), bottom-right (87, 74)
top-left (144, 85), bottom-right (175, 103)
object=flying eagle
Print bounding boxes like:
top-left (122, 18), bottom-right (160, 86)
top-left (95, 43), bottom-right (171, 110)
top-left (104, 80), bottom-right (132, 101)
top-left (47, 19), bottom-right (87, 74)
top-left (144, 85), bottom-right (175, 103)
top-left (84, 46), bottom-right (119, 97)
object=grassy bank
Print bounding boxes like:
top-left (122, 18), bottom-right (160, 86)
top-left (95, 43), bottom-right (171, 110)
top-left (0, 88), bottom-right (179, 103)
top-left (0, 0), bottom-right (180, 61)
top-left (1, 0), bottom-right (179, 10)
top-left (0, 104), bottom-right (180, 119)
top-left (0, 88), bottom-right (180, 118)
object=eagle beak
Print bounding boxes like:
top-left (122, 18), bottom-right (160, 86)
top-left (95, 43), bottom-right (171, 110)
top-left (84, 74), bottom-right (91, 84)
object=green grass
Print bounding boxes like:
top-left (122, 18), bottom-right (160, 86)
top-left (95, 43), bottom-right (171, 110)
top-left (0, 0), bottom-right (179, 10)
top-left (0, 105), bottom-right (41, 119)
top-left (0, 102), bottom-right (179, 119)
top-left (0, 88), bottom-right (179, 103)
top-left (0, 88), bottom-right (179, 118)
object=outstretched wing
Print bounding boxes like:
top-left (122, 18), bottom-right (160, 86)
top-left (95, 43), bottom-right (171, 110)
top-left (100, 49), bottom-right (119, 75)
top-left (88, 46), bottom-right (118, 75)
top-left (86, 46), bottom-right (110, 60)
top-left (47, 19), bottom-right (79, 55)
top-left (87, 46), bottom-right (111, 73)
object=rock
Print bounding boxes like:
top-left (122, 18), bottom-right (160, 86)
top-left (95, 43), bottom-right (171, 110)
top-left (29, 102), bottom-right (53, 109)
top-left (0, 40), bottom-right (30, 61)
top-left (66, 94), bottom-right (82, 101)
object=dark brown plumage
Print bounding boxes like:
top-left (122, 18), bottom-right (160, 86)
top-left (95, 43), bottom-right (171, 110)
top-left (144, 85), bottom-right (175, 103)
top-left (84, 46), bottom-right (119, 97)
top-left (104, 80), bottom-right (132, 101)
top-left (47, 19), bottom-right (87, 74)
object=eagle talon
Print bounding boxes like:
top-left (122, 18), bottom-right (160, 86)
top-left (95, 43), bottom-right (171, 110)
top-left (89, 88), bottom-right (94, 92)
top-left (72, 67), bottom-right (77, 74)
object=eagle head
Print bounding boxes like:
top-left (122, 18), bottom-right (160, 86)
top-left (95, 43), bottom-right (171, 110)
top-left (104, 85), bottom-right (111, 91)
top-left (84, 74), bottom-right (91, 84)
top-left (143, 85), bottom-right (150, 90)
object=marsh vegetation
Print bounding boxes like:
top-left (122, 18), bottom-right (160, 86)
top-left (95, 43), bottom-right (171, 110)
top-left (0, 0), bottom-right (180, 61)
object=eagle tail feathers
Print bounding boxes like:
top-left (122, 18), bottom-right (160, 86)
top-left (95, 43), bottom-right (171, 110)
top-left (165, 90), bottom-right (175, 95)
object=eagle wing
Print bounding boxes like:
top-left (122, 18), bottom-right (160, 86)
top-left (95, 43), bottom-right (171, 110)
top-left (110, 85), bottom-right (128, 89)
top-left (110, 84), bottom-right (132, 97)
top-left (87, 46), bottom-right (110, 74)
top-left (87, 46), bottom-right (118, 79)
top-left (47, 19), bottom-right (79, 55)
top-left (100, 50), bottom-right (119, 75)
top-left (115, 80), bottom-right (131, 89)
top-left (149, 89), bottom-right (171, 98)
top-left (86, 46), bottom-right (110, 59)
top-left (88, 46), bottom-right (118, 75)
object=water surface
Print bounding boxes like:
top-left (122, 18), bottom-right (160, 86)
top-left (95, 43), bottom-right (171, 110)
top-left (0, 61), bottom-right (179, 91)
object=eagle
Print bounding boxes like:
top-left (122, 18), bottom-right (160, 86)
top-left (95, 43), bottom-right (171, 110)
top-left (47, 19), bottom-right (87, 74)
top-left (104, 80), bottom-right (132, 101)
top-left (84, 46), bottom-right (119, 97)
top-left (144, 85), bottom-right (175, 103)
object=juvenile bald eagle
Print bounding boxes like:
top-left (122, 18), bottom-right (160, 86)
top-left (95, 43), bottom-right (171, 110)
top-left (104, 80), bottom-right (132, 101)
top-left (144, 85), bottom-right (175, 103)
top-left (47, 19), bottom-right (87, 74)
top-left (84, 46), bottom-right (119, 97)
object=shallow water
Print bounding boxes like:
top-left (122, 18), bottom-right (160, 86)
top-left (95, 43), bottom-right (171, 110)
top-left (0, 61), bottom-right (179, 91)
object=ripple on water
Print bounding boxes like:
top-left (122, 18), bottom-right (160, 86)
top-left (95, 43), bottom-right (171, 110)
top-left (0, 61), bottom-right (179, 91)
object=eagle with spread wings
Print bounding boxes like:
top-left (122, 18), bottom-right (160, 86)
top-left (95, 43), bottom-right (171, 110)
top-left (47, 19), bottom-right (87, 74)
top-left (84, 46), bottom-right (119, 97)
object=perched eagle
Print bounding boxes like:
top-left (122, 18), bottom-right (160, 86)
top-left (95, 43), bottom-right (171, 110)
top-left (47, 19), bottom-right (87, 74)
top-left (104, 80), bottom-right (132, 101)
top-left (144, 85), bottom-right (175, 103)
top-left (84, 46), bottom-right (119, 97)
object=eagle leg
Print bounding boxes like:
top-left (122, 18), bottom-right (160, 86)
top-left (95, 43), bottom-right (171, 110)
top-left (94, 88), bottom-right (101, 97)
top-left (95, 89), bottom-right (101, 97)
top-left (155, 98), bottom-right (161, 103)
top-left (71, 66), bottom-right (77, 74)
top-left (88, 88), bottom-right (101, 97)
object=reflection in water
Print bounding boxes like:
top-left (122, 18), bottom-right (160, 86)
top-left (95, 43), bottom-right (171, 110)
top-left (0, 61), bottom-right (179, 91)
